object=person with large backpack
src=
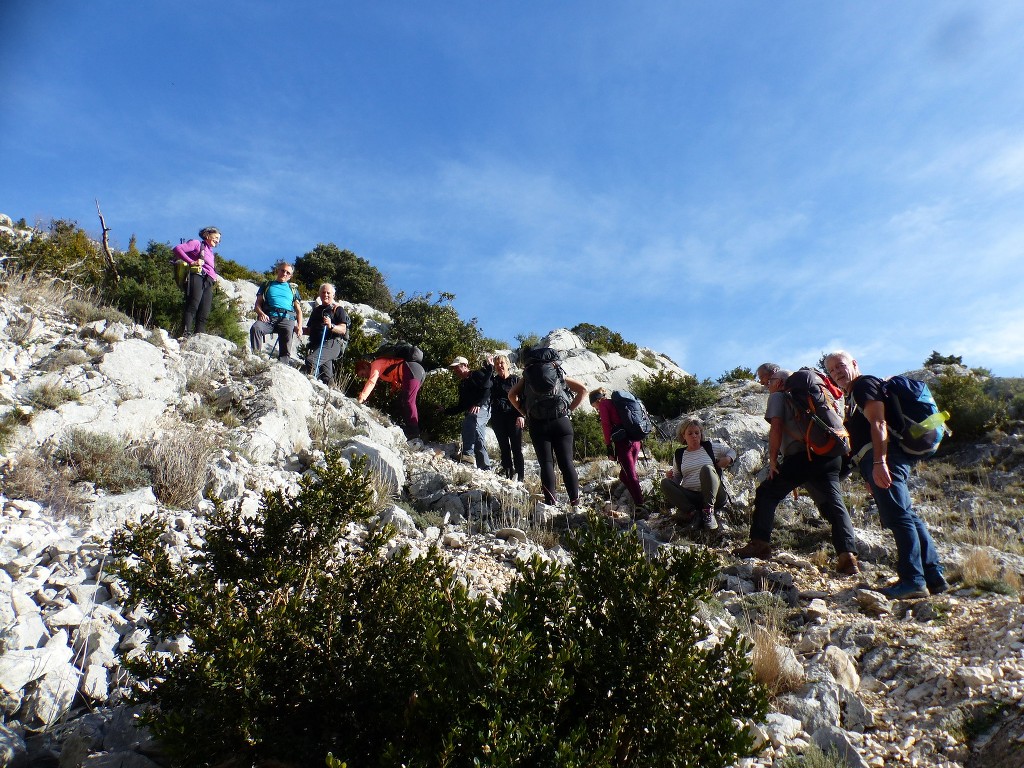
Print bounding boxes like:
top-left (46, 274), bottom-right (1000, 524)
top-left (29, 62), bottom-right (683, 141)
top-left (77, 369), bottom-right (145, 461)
top-left (661, 417), bottom-right (736, 530)
top-left (249, 261), bottom-right (304, 363)
top-left (490, 354), bottom-right (525, 481)
top-left (734, 366), bottom-right (859, 576)
top-left (825, 351), bottom-right (948, 599)
top-left (173, 226), bottom-right (221, 337)
top-left (355, 344), bottom-right (426, 440)
top-left (301, 283), bottom-right (350, 386)
top-left (444, 355), bottom-right (495, 469)
top-left (507, 347), bottom-right (588, 507)
top-left (589, 387), bottom-right (646, 516)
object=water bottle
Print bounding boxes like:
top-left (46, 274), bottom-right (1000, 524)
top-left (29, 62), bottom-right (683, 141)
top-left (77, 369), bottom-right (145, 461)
top-left (908, 410), bottom-right (950, 438)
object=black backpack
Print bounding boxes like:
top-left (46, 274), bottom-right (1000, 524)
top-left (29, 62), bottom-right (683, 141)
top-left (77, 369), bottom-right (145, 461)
top-left (521, 347), bottom-right (571, 420)
top-left (783, 368), bottom-right (851, 460)
top-left (375, 341), bottom-right (424, 364)
top-left (609, 390), bottom-right (653, 441)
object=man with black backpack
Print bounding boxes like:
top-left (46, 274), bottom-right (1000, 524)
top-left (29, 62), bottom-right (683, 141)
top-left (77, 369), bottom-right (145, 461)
top-left (444, 355), bottom-right (495, 469)
top-left (734, 366), bottom-right (860, 577)
top-left (302, 283), bottom-right (349, 386)
top-left (825, 351), bottom-right (948, 599)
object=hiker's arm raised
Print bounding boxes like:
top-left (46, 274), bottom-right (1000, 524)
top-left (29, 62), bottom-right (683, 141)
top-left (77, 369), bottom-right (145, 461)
top-left (565, 378), bottom-right (587, 411)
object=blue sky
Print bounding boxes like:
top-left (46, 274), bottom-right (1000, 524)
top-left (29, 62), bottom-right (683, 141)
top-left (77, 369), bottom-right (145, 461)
top-left (3, 1), bottom-right (1024, 378)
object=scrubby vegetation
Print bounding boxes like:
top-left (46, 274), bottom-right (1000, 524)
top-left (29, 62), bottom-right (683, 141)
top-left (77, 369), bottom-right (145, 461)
top-left (571, 322), bottom-right (639, 359)
top-left (0, 220), bottom-right (248, 344)
top-left (630, 370), bottom-right (719, 420)
top-left (113, 451), bottom-right (768, 768)
top-left (294, 242), bottom-right (394, 312)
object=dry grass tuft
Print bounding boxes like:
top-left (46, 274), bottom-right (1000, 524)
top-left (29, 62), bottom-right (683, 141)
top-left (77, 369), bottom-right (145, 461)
top-left (25, 382), bottom-right (81, 410)
top-left (1, 451), bottom-right (86, 517)
top-left (139, 427), bottom-right (218, 509)
top-left (960, 547), bottom-right (999, 586)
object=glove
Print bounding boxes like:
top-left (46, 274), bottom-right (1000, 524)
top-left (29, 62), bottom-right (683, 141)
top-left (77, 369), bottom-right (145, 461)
top-left (606, 443), bottom-right (615, 460)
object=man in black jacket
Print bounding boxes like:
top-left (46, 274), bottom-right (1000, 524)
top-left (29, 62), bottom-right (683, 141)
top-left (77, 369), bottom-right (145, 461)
top-left (445, 355), bottom-right (494, 469)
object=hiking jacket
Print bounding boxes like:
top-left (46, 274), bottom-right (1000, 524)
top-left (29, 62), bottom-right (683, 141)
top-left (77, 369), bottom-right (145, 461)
top-left (306, 303), bottom-right (350, 342)
top-left (490, 374), bottom-right (521, 415)
top-left (595, 398), bottom-right (634, 445)
top-left (172, 239), bottom-right (220, 281)
top-left (445, 364), bottom-right (493, 414)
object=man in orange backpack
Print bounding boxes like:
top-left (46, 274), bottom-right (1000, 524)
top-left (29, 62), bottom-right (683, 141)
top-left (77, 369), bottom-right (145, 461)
top-left (734, 365), bottom-right (859, 576)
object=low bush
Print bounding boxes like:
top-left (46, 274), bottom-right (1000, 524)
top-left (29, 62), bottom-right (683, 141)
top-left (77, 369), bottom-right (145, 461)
top-left (718, 366), bottom-right (755, 383)
top-left (415, 370), bottom-right (463, 443)
top-left (113, 451), bottom-right (768, 768)
top-left (55, 429), bottom-right (151, 492)
top-left (571, 322), bottom-right (638, 359)
top-left (25, 382), bottom-right (80, 410)
top-left (1, 451), bottom-right (86, 517)
top-left (571, 408), bottom-right (606, 460)
top-left (630, 371), bottom-right (719, 419)
top-left (933, 373), bottom-right (1005, 441)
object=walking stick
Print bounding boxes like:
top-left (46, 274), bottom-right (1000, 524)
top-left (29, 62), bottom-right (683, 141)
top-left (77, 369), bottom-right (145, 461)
top-left (314, 325), bottom-right (328, 380)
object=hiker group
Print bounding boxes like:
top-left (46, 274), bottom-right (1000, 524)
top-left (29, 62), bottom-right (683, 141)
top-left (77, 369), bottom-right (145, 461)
top-left (174, 227), bottom-right (950, 599)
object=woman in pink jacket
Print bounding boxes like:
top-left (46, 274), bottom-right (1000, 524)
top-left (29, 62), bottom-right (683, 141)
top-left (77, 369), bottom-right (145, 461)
top-left (590, 388), bottom-right (646, 516)
top-left (173, 226), bottom-right (221, 336)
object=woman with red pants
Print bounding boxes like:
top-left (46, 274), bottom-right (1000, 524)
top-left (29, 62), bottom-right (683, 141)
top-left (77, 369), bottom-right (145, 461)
top-left (590, 388), bottom-right (646, 517)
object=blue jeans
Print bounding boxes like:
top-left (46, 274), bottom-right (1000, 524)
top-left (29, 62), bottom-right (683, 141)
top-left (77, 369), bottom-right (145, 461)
top-left (859, 445), bottom-right (944, 589)
top-left (461, 404), bottom-right (492, 469)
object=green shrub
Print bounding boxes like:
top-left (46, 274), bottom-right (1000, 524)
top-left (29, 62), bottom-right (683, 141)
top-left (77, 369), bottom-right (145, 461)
top-left (571, 408), bottom-right (606, 460)
top-left (0, 219), bottom-right (108, 287)
top-left (933, 373), bottom-right (1005, 441)
top-left (113, 451), bottom-right (767, 768)
top-left (925, 351), bottom-right (963, 366)
top-left (717, 366), bottom-right (755, 383)
top-left (571, 322), bottom-right (638, 359)
top-left (414, 371), bottom-right (463, 442)
top-left (387, 291), bottom-right (484, 371)
top-left (294, 243), bottom-right (393, 312)
top-left (56, 429), bottom-right (151, 492)
top-left (630, 371), bottom-right (719, 419)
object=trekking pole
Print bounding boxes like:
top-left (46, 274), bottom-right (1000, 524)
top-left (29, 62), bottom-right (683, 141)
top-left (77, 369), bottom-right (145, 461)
top-left (314, 325), bottom-right (328, 380)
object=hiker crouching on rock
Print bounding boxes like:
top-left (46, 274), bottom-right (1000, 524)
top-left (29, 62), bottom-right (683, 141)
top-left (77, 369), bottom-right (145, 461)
top-left (590, 388), bottom-right (645, 516)
top-left (444, 355), bottom-right (494, 469)
top-left (174, 226), bottom-right (221, 337)
top-left (250, 261), bottom-right (303, 363)
top-left (733, 366), bottom-right (860, 576)
top-left (355, 357), bottom-right (426, 440)
top-left (661, 417), bottom-right (735, 531)
top-left (302, 283), bottom-right (349, 386)
top-left (825, 351), bottom-right (948, 599)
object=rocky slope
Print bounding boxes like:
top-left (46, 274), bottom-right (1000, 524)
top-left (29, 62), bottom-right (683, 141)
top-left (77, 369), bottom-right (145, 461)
top-left (1, 281), bottom-right (1023, 767)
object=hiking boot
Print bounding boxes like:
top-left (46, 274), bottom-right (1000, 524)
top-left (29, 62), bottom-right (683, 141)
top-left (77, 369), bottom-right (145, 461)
top-left (733, 539), bottom-right (772, 559)
top-left (880, 582), bottom-right (929, 600)
top-left (836, 552), bottom-right (860, 577)
top-left (701, 506), bottom-right (719, 531)
top-left (459, 454), bottom-right (477, 466)
top-left (633, 506), bottom-right (650, 520)
top-left (927, 577), bottom-right (950, 595)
